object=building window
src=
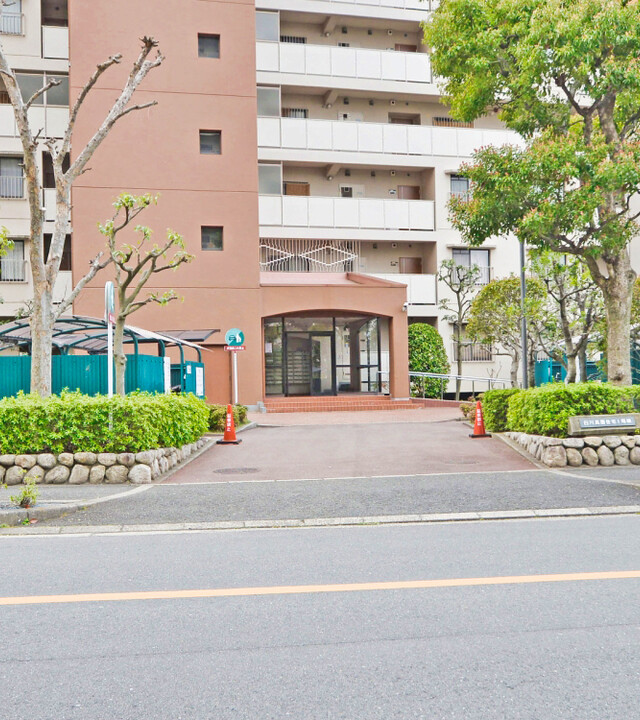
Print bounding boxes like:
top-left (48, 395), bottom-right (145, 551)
top-left (257, 86), bottom-right (280, 117)
top-left (258, 164), bottom-right (282, 195)
top-left (0, 239), bottom-right (25, 281)
top-left (0, 156), bottom-right (23, 198)
top-left (452, 248), bottom-right (490, 284)
top-left (1, 0), bottom-right (22, 35)
top-left (201, 226), bottom-right (223, 251)
top-left (450, 174), bottom-right (470, 199)
top-left (198, 34), bottom-right (220, 58)
top-left (16, 73), bottom-right (69, 106)
top-left (42, 151), bottom-right (70, 189)
top-left (199, 131), bottom-right (221, 155)
top-left (44, 234), bottom-right (72, 271)
top-left (41, 0), bottom-right (68, 26)
top-left (256, 11), bottom-right (279, 42)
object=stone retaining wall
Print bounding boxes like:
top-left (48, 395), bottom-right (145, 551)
top-left (505, 432), bottom-right (640, 468)
top-left (0, 439), bottom-right (208, 485)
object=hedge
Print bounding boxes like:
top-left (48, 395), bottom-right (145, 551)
top-left (505, 383), bottom-right (639, 438)
top-left (209, 404), bottom-right (248, 432)
top-left (0, 391), bottom-right (210, 454)
top-left (481, 388), bottom-right (522, 432)
top-left (408, 323), bottom-right (450, 398)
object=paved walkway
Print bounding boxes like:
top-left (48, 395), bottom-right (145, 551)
top-left (248, 406), bottom-right (460, 426)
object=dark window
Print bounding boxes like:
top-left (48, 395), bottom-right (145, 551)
top-left (43, 233), bottom-right (71, 271)
top-left (41, 0), bottom-right (68, 27)
top-left (198, 34), bottom-right (220, 58)
top-left (201, 226), bottom-right (223, 251)
top-left (200, 130), bottom-right (221, 155)
top-left (42, 151), bottom-right (70, 189)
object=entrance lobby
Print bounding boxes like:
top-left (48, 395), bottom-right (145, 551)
top-left (264, 315), bottom-right (389, 396)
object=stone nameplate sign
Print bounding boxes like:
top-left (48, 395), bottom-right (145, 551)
top-left (568, 413), bottom-right (640, 437)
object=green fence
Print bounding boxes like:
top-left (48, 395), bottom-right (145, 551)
top-left (170, 361), bottom-right (205, 399)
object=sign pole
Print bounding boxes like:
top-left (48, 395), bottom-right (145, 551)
top-left (232, 351), bottom-right (239, 405)
top-left (224, 328), bottom-right (245, 406)
top-left (105, 282), bottom-right (115, 399)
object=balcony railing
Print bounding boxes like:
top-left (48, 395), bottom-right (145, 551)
top-left (42, 25), bottom-right (69, 59)
top-left (258, 117), bottom-right (520, 159)
top-left (0, 13), bottom-right (23, 35)
top-left (257, 42), bottom-right (432, 85)
top-left (260, 238), bottom-right (361, 272)
top-left (0, 258), bottom-right (26, 282)
top-left (0, 175), bottom-right (24, 198)
top-left (370, 273), bottom-right (437, 306)
top-left (308, 0), bottom-right (437, 9)
top-left (260, 195), bottom-right (435, 231)
top-left (453, 342), bottom-right (493, 362)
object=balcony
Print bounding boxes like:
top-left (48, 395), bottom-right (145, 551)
top-left (260, 238), bottom-right (360, 272)
top-left (256, 42), bottom-right (433, 93)
top-left (0, 13), bottom-right (23, 35)
top-left (256, 0), bottom-right (438, 20)
top-left (370, 272), bottom-right (437, 309)
top-left (42, 26), bottom-right (69, 59)
top-left (453, 342), bottom-right (493, 362)
top-left (258, 117), bottom-right (521, 163)
top-left (0, 175), bottom-right (24, 199)
top-left (260, 195), bottom-right (435, 238)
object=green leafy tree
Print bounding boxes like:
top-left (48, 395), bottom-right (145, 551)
top-left (424, 0), bottom-right (640, 385)
top-left (100, 194), bottom-right (194, 395)
top-left (438, 259), bottom-right (482, 399)
top-left (467, 276), bottom-right (546, 387)
top-left (528, 251), bottom-right (604, 382)
top-left (408, 323), bottom-right (450, 398)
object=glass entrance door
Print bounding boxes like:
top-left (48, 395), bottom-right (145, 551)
top-left (310, 334), bottom-right (335, 395)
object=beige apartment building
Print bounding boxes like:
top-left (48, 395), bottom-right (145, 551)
top-left (0, 0), bottom-right (526, 406)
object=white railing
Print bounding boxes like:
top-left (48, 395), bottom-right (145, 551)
top-left (409, 371), bottom-right (508, 399)
top-left (452, 342), bottom-right (493, 362)
top-left (0, 13), bottom-right (23, 35)
top-left (312, 0), bottom-right (437, 9)
top-left (42, 25), bottom-right (69, 59)
top-left (260, 238), bottom-right (360, 272)
top-left (257, 42), bottom-right (432, 84)
top-left (371, 273), bottom-right (437, 305)
top-left (258, 117), bottom-right (520, 159)
top-left (0, 175), bottom-right (24, 198)
top-left (0, 258), bottom-right (26, 282)
top-left (260, 195), bottom-right (435, 231)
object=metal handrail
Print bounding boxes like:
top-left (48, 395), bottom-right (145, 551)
top-left (409, 371), bottom-right (510, 399)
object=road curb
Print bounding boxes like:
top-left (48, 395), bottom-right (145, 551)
top-left (2, 505), bottom-right (639, 534)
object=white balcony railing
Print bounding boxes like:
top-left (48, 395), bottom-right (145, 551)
top-left (0, 258), bottom-right (26, 282)
top-left (42, 25), bottom-right (69, 59)
top-left (258, 117), bottom-right (521, 159)
top-left (305, 0), bottom-right (437, 10)
top-left (260, 238), bottom-right (361, 272)
top-left (0, 175), bottom-right (24, 198)
top-left (260, 195), bottom-right (435, 231)
top-left (453, 342), bottom-right (493, 362)
top-left (257, 42), bottom-right (432, 85)
top-left (0, 13), bottom-right (23, 35)
top-left (371, 273), bottom-right (437, 305)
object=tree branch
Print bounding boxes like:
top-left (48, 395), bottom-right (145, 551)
top-left (54, 251), bottom-right (112, 319)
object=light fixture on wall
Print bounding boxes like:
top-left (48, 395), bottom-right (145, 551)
top-left (327, 175), bottom-right (333, 181)
top-left (370, 171), bottom-right (376, 177)
top-left (369, 99), bottom-right (374, 106)
top-left (390, 170), bottom-right (396, 176)
top-left (345, 169), bottom-right (351, 176)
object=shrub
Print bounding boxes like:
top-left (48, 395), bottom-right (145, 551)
top-left (506, 383), bottom-right (637, 438)
top-left (408, 323), bottom-right (450, 398)
top-left (482, 388), bottom-right (522, 432)
top-left (0, 391), bottom-right (210, 454)
top-left (208, 404), bottom-right (248, 432)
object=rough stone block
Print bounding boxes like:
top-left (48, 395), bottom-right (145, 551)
top-left (89, 465), bottom-right (106, 484)
top-left (97, 453), bottom-right (117, 467)
top-left (36, 453), bottom-right (57, 470)
top-left (25, 465), bottom-right (45, 483)
top-left (117, 453), bottom-right (136, 468)
top-left (563, 438), bottom-right (584, 449)
top-left (15, 455), bottom-right (36, 470)
top-left (128, 464), bottom-right (152, 484)
top-left (583, 436), bottom-right (603, 448)
top-left (0, 466), bottom-right (5, 483)
top-left (565, 448), bottom-right (583, 467)
top-left (45, 465), bottom-right (70, 484)
top-left (58, 453), bottom-right (74, 467)
top-left (581, 447), bottom-right (599, 466)
top-left (0, 454), bottom-right (15, 466)
top-left (105, 465), bottom-right (129, 484)
top-left (602, 436), bottom-right (622, 449)
top-left (630, 447), bottom-right (640, 465)
top-left (621, 436), bottom-right (636, 449)
top-left (545, 438), bottom-right (563, 446)
top-left (151, 459), bottom-right (160, 478)
top-left (135, 451), bottom-right (155, 466)
top-left (74, 452), bottom-right (97, 465)
top-left (542, 446), bottom-right (567, 467)
top-left (614, 446), bottom-right (630, 465)
top-left (597, 445), bottom-right (615, 466)
top-left (5, 465), bottom-right (25, 485)
top-left (69, 464), bottom-right (90, 484)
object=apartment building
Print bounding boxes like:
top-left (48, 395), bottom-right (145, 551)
top-left (1, 0), bottom-right (524, 404)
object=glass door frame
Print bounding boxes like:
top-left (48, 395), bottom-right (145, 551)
top-left (309, 331), bottom-right (336, 396)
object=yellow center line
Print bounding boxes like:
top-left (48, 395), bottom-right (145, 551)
top-left (1, 571), bottom-right (639, 606)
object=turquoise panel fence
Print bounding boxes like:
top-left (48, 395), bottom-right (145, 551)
top-left (170, 361), bottom-right (205, 398)
top-left (0, 355), bottom-right (30, 397)
top-left (534, 357), bottom-right (603, 386)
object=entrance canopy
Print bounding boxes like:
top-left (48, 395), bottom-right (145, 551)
top-left (0, 316), bottom-right (218, 363)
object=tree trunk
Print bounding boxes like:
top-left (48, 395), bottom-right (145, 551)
top-left (565, 354), bottom-right (577, 383)
top-left (114, 313), bottom-right (127, 396)
top-left (578, 346), bottom-right (588, 382)
top-left (455, 325), bottom-right (463, 401)
top-left (29, 288), bottom-right (54, 396)
top-left (510, 352), bottom-right (520, 387)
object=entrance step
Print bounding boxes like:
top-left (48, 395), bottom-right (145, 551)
top-left (263, 396), bottom-right (429, 413)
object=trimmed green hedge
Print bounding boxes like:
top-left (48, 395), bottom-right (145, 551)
top-left (208, 404), bottom-right (248, 432)
top-left (408, 323), bottom-right (450, 398)
top-left (506, 383), bottom-right (639, 438)
top-left (0, 391), bottom-right (210, 454)
top-left (482, 388), bottom-right (522, 432)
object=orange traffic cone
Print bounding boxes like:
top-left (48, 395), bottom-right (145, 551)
top-left (469, 401), bottom-right (491, 438)
top-left (217, 404), bottom-right (242, 445)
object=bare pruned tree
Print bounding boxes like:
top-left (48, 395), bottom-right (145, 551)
top-left (0, 13), bottom-right (164, 395)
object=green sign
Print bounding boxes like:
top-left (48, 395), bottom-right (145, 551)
top-left (225, 328), bottom-right (244, 346)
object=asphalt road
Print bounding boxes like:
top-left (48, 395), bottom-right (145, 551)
top-left (1, 516), bottom-right (639, 719)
